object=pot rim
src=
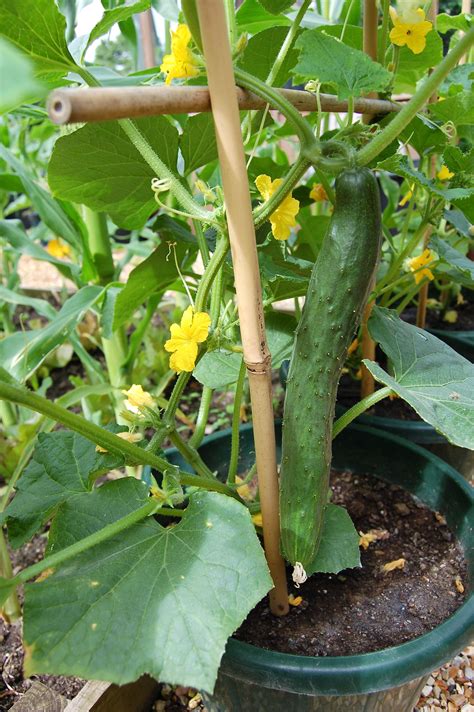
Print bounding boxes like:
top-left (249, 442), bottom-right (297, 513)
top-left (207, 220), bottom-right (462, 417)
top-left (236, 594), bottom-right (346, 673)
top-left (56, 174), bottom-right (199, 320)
top-left (186, 423), bottom-right (474, 695)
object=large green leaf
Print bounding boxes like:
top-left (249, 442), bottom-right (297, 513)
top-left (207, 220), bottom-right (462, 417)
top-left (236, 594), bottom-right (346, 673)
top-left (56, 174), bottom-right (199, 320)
top-left (307, 504), bottom-right (360, 576)
top-left (0, 220), bottom-right (80, 283)
top-left (293, 30), bottom-right (391, 99)
top-left (430, 235), bottom-right (474, 289)
top-left (1, 431), bottom-right (122, 548)
top-left (23, 491), bottom-right (272, 692)
top-left (193, 351), bottom-right (242, 388)
top-left (265, 311), bottom-right (296, 368)
top-left (238, 26), bottom-right (300, 86)
top-left (236, 0), bottom-right (291, 33)
top-left (258, 0), bottom-right (293, 13)
top-left (0, 38), bottom-right (44, 113)
top-left (443, 146), bottom-right (474, 175)
top-left (111, 241), bottom-right (188, 330)
top-left (0, 286), bottom-right (103, 381)
top-left (440, 64), bottom-right (474, 96)
top-left (86, 0), bottom-right (150, 52)
top-left (395, 31), bottom-right (443, 93)
top-left (437, 12), bottom-right (473, 33)
top-left (0, 0), bottom-right (77, 76)
top-left (180, 114), bottom-right (217, 176)
top-left (365, 307), bottom-right (474, 449)
top-left (430, 90), bottom-right (474, 126)
top-left (48, 118), bottom-right (179, 230)
top-left (0, 286), bottom-right (57, 320)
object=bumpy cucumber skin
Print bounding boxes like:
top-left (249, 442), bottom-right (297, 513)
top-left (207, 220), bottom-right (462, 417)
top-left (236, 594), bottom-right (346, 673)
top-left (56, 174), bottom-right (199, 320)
top-left (280, 168), bottom-right (381, 570)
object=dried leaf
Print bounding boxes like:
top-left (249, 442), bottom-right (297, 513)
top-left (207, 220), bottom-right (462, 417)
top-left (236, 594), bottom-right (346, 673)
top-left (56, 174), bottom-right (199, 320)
top-left (382, 558), bottom-right (406, 573)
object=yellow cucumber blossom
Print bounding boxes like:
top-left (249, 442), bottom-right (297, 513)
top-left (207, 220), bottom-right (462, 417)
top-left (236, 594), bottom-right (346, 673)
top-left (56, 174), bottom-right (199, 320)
top-left (437, 165), bottom-right (454, 181)
top-left (389, 6), bottom-right (432, 54)
top-left (164, 305), bottom-right (211, 373)
top-left (160, 24), bottom-right (199, 85)
top-left (255, 174), bottom-right (300, 241)
top-left (309, 183), bottom-right (328, 202)
top-left (122, 384), bottom-right (154, 415)
top-left (407, 248), bottom-right (436, 284)
top-left (398, 187), bottom-right (414, 206)
top-left (96, 431), bottom-right (143, 453)
top-left (47, 238), bottom-right (71, 259)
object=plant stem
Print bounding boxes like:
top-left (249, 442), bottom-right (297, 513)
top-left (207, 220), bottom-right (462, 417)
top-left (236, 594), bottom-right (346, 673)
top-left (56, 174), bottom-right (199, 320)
top-left (193, 219), bottom-right (210, 267)
top-left (82, 209), bottom-right (115, 284)
top-left (189, 386), bottom-right (212, 447)
top-left (224, 0), bottom-right (238, 48)
top-left (0, 381), bottom-right (240, 501)
top-left (357, 27), bottom-right (474, 165)
top-left (168, 430), bottom-right (215, 479)
top-left (332, 386), bottom-right (392, 438)
top-left (0, 400), bottom-right (16, 427)
top-left (378, 0), bottom-right (391, 65)
top-left (227, 358), bottom-right (246, 484)
top-left (195, 231), bottom-right (229, 311)
top-left (0, 528), bottom-right (21, 621)
top-left (266, 0), bottom-right (312, 86)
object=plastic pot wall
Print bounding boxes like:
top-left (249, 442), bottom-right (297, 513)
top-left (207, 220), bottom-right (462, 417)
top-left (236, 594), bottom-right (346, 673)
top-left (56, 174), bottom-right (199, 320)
top-left (428, 327), bottom-right (474, 363)
top-left (167, 424), bottom-right (474, 712)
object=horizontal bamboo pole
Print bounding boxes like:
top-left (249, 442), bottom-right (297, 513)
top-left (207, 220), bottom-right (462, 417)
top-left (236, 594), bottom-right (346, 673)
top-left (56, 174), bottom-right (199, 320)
top-left (47, 85), bottom-right (402, 124)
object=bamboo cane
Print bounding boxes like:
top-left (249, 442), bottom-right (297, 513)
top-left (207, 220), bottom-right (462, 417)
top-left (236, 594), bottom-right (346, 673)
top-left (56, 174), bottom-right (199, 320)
top-left (360, 0), bottom-right (379, 399)
top-left (459, 0), bottom-right (472, 64)
top-left (196, 0), bottom-right (289, 616)
top-left (47, 86), bottom-right (401, 125)
top-left (139, 9), bottom-right (156, 69)
top-left (417, 0), bottom-right (439, 330)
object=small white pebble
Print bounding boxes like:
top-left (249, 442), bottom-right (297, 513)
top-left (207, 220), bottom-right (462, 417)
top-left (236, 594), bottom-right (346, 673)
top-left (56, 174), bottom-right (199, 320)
top-left (465, 668), bottom-right (474, 681)
top-left (422, 685), bottom-right (433, 697)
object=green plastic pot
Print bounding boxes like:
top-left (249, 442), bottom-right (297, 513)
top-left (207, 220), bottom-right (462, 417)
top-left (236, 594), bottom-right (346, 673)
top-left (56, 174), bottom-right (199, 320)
top-left (167, 423), bottom-right (473, 711)
top-left (428, 327), bottom-right (474, 363)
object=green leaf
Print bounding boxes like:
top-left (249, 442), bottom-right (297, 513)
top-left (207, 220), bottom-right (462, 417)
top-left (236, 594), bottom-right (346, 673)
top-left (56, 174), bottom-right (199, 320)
top-left (2, 431), bottom-right (122, 548)
top-left (86, 1), bottom-right (150, 52)
top-left (440, 64), bottom-right (474, 96)
top-left (0, 38), bottom-right (44, 113)
top-left (0, 0), bottom-right (77, 76)
top-left (0, 286), bottom-right (57, 320)
top-left (112, 242), bottom-right (186, 330)
top-left (0, 577), bottom-right (16, 608)
top-left (444, 209), bottom-right (472, 238)
top-left (430, 90), bottom-right (474, 126)
top-left (307, 504), bottom-right (361, 576)
top-left (238, 27), bottom-right (300, 86)
top-left (47, 478), bottom-right (149, 554)
top-left (257, 0), bottom-right (293, 13)
top-left (397, 114), bottom-right (447, 157)
top-left (0, 220), bottom-right (80, 283)
top-left (395, 31), bottom-right (443, 94)
top-left (0, 286), bottom-right (103, 381)
top-left (365, 307), bottom-right (474, 450)
top-left (48, 118), bottom-right (179, 230)
top-left (377, 155), bottom-right (473, 202)
top-left (430, 235), bottom-right (474, 289)
top-left (152, 0), bottom-right (179, 21)
top-left (180, 114), bottom-right (217, 176)
top-left (260, 251), bottom-right (311, 301)
top-left (236, 0), bottom-right (290, 34)
top-left (23, 491), bottom-right (272, 692)
top-left (265, 311), bottom-right (296, 368)
top-left (293, 30), bottom-right (391, 99)
top-left (152, 215), bottom-right (197, 246)
top-left (443, 146), bottom-right (474, 175)
top-left (193, 351), bottom-right (243, 388)
top-left (437, 13), bottom-right (473, 33)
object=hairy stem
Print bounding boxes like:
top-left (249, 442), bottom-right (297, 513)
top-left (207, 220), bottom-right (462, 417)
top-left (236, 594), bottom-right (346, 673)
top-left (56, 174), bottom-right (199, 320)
top-left (332, 386), bottom-right (392, 438)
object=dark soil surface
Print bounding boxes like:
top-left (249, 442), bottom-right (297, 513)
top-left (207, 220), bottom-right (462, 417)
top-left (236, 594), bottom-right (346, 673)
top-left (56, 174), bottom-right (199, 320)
top-left (0, 533), bottom-right (86, 711)
top-left (403, 301), bottom-right (474, 332)
top-left (235, 469), bottom-right (468, 657)
top-left (338, 375), bottom-right (421, 421)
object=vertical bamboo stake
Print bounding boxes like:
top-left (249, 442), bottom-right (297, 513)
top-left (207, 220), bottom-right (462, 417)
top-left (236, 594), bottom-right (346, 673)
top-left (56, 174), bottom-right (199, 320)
top-left (139, 10), bottom-right (156, 69)
top-left (196, 0), bottom-right (289, 616)
top-left (459, 0), bottom-right (472, 64)
top-left (360, 0), bottom-right (379, 399)
top-left (416, 0), bottom-right (439, 329)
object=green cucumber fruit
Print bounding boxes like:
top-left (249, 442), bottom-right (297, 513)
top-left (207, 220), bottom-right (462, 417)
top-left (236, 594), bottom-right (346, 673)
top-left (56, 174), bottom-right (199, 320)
top-left (280, 167), bottom-right (382, 576)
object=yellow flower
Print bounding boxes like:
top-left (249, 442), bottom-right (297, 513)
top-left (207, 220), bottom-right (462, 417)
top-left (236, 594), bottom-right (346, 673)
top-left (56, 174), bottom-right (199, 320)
top-left (255, 174), bottom-right (300, 241)
top-left (252, 512), bottom-right (263, 528)
top-left (122, 384), bottom-right (154, 415)
top-left (164, 305), bottom-right (211, 373)
top-left (398, 188), bottom-right (413, 206)
top-left (407, 248), bottom-right (436, 284)
top-left (160, 24), bottom-right (199, 85)
top-left (389, 6), bottom-right (432, 54)
top-left (288, 594), bottom-right (303, 606)
top-left (437, 165), bottom-right (454, 181)
top-left (47, 238), bottom-right (71, 259)
top-left (96, 431), bottom-right (143, 453)
top-left (309, 183), bottom-right (328, 202)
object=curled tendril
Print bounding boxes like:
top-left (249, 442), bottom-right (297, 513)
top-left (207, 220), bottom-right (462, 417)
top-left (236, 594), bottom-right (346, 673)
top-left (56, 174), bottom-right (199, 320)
top-left (304, 139), bottom-right (356, 174)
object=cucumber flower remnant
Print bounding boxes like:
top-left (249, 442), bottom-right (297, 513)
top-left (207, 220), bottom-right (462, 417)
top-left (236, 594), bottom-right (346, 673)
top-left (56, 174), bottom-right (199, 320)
top-left (389, 5), bottom-right (432, 54)
top-left (160, 24), bottom-right (199, 85)
top-left (255, 174), bottom-right (300, 241)
top-left (437, 165), bottom-right (454, 181)
top-left (122, 384), bottom-right (154, 416)
top-left (47, 239), bottom-right (71, 259)
top-left (310, 183), bottom-right (328, 202)
top-left (407, 248), bottom-right (436, 284)
top-left (96, 431), bottom-right (143, 453)
top-left (165, 306), bottom-right (211, 373)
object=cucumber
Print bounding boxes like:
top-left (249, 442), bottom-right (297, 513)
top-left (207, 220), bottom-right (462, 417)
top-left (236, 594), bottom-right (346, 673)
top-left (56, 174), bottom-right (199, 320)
top-left (280, 167), bottom-right (381, 577)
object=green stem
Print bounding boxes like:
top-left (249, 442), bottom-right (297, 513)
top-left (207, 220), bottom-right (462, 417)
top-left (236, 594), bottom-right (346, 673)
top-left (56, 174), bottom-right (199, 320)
top-left (346, 95), bottom-right (354, 127)
top-left (357, 27), bottom-right (474, 165)
top-left (82, 209), bottom-right (115, 284)
top-left (195, 231), bottom-right (229, 311)
top-left (266, 0), bottom-right (312, 86)
top-left (169, 430), bottom-right (215, 479)
top-left (227, 358), bottom-right (246, 484)
top-left (395, 282), bottom-right (425, 314)
top-left (378, 0), bottom-right (391, 65)
top-left (0, 528), bottom-right (21, 621)
top-left (0, 381), bottom-right (240, 501)
top-left (189, 386), bottom-right (212, 447)
top-left (224, 0), bottom-right (238, 49)
top-left (332, 386), bottom-right (392, 438)
top-left (0, 400), bottom-right (16, 427)
top-left (234, 68), bottom-right (316, 145)
top-left (253, 154), bottom-right (310, 228)
top-left (193, 219), bottom-right (210, 267)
